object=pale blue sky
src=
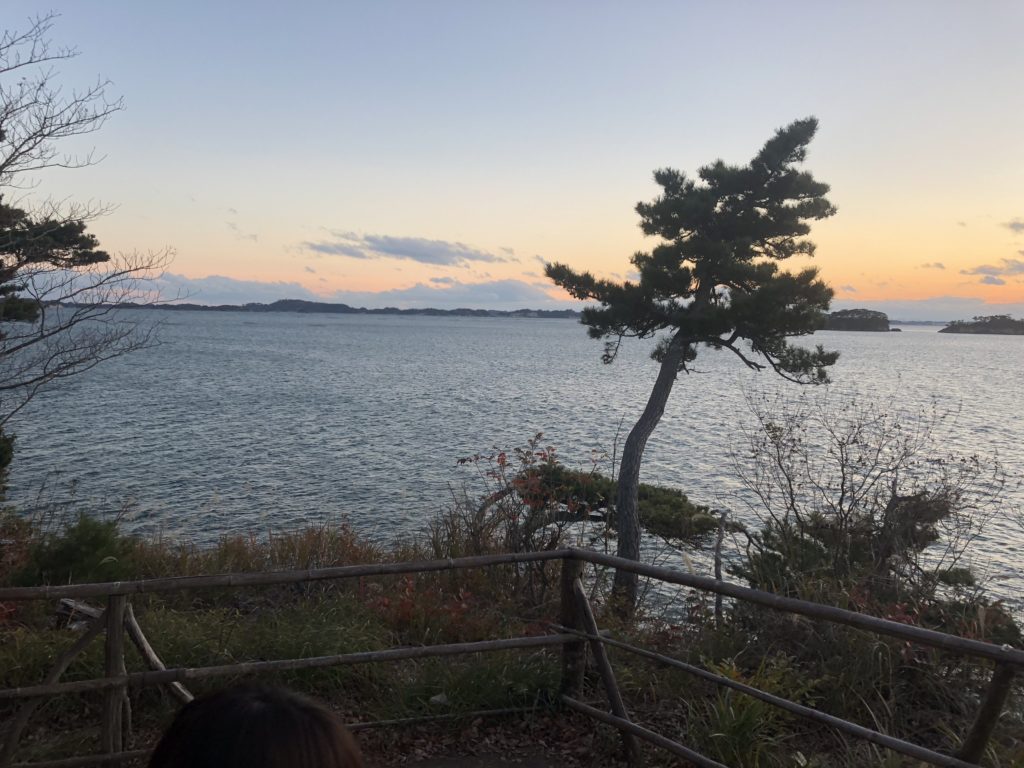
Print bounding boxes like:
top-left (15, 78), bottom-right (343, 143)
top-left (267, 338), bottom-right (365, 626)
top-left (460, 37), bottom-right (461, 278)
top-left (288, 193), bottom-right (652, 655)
top-left (6, 1), bottom-right (1024, 317)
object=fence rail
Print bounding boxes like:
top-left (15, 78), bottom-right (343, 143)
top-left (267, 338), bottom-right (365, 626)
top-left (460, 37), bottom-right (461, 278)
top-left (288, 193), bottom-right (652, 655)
top-left (1, 548), bottom-right (1020, 767)
top-left (0, 549), bottom-right (572, 601)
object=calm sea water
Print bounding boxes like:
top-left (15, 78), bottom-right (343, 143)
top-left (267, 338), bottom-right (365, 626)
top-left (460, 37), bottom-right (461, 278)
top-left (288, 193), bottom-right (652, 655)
top-left (7, 311), bottom-right (1023, 601)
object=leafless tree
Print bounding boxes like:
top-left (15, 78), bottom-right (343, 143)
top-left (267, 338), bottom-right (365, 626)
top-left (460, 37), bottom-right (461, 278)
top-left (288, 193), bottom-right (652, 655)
top-left (732, 391), bottom-right (1007, 601)
top-left (0, 14), bottom-right (170, 432)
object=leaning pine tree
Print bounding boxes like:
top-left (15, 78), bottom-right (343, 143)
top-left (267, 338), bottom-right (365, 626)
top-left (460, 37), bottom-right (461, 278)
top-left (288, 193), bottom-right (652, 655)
top-left (546, 117), bottom-right (839, 609)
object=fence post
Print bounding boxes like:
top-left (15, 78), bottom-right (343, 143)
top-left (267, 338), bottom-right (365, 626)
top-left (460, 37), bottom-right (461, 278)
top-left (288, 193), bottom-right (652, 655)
top-left (559, 556), bottom-right (585, 697)
top-left (956, 662), bottom-right (1015, 763)
top-left (101, 594), bottom-right (127, 755)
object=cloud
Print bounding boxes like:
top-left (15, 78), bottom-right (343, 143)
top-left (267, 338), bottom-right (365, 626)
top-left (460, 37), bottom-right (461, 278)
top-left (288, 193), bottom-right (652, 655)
top-left (961, 264), bottom-right (1002, 276)
top-left (957, 221), bottom-right (966, 227)
top-left (327, 278), bottom-right (573, 311)
top-left (304, 265), bottom-right (317, 274)
top-left (303, 232), bottom-right (512, 266)
top-left (1003, 218), bottom-right (1024, 234)
top-left (226, 221), bottom-right (258, 242)
top-left (839, 285), bottom-right (857, 293)
top-left (155, 273), bottom-right (321, 305)
top-left (960, 258), bottom-right (1024, 277)
top-left (920, 262), bottom-right (945, 270)
top-left (157, 274), bottom-right (579, 311)
top-left (980, 275), bottom-right (1006, 286)
top-left (303, 241), bottom-right (365, 258)
top-left (141, 273), bottom-right (1024, 320)
top-left (226, 207), bottom-right (239, 215)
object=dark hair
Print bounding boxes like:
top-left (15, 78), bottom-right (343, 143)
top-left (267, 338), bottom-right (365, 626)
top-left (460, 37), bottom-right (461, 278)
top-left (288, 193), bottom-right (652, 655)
top-left (149, 685), bottom-right (363, 768)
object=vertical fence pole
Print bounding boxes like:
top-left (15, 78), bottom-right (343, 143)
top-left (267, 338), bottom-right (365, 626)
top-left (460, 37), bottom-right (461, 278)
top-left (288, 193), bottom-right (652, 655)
top-left (956, 662), bottom-right (1016, 763)
top-left (559, 556), bottom-right (585, 698)
top-left (101, 595), bottom-right (127, 756)
top-left (713, 513), bottom-right (726, 626)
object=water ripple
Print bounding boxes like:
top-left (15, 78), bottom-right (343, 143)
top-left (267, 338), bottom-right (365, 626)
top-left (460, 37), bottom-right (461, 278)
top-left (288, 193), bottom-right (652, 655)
top-left (8, 313), bottom-right (1023, 602)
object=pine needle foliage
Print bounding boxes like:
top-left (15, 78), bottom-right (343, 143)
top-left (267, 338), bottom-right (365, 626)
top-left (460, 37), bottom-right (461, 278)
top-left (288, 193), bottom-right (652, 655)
top-left (546, 117), bottom-right (838, 380)
top-left (546, 117), bottom-right (840, 607)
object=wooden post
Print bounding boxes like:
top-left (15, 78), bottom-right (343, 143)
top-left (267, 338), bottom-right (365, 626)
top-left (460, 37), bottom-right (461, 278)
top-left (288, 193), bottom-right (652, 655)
top-left (574, 579), bottom-right (643, 767)
top-left (101, 595), bottom-right (127, 756)
top-left (559, 556), bottom-right (585, 698)
top-left (957, 662), bottom-right (1016, 763)
top-left (713, 512), bottom-right (726, 626)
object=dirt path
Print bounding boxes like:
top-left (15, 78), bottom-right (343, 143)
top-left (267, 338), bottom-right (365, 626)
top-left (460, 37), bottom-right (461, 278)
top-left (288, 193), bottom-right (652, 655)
top-left (402, 753), bottom-right (560, 767)
top-left (357, 710), bottom-right (625, 768)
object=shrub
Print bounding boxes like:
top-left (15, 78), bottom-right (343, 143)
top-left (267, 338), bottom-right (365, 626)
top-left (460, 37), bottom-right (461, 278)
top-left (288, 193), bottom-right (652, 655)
top-left (731, 394), bottom-right (1013, 627)
top-left (15, 513), bottom-right (138, 586)
top-left (443, 434), bottom-right (720, 557)
top-left (689, 393), bottom-right (1024, 760)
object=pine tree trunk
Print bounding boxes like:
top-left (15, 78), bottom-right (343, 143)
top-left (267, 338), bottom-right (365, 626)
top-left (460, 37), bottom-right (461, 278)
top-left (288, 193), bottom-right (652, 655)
top-left (613, 334), bottom-right (687, 610)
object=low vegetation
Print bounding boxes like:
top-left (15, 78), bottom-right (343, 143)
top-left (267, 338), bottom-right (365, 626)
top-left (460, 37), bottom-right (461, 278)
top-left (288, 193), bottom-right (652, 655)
top-left (1, 416), bottom-right (1022, 767)
top-left (1, 514), bottom-right (572, 766)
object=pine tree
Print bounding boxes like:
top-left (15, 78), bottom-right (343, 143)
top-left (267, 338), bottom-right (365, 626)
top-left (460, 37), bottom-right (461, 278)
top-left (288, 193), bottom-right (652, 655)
top-left (546, 117), bottom-right (838, 608)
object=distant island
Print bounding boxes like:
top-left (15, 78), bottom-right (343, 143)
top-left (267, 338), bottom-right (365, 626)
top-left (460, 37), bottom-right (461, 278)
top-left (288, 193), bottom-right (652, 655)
top-left (938, 315), bottom-right (1024, 335)
top-left (822, 308), bottom-right (891, 332)
top-left (88, 299), bottom-right (582, 320)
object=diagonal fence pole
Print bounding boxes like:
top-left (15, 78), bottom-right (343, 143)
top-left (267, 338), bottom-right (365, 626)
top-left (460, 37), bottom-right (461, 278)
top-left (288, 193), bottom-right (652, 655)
top-left (123, 604), bottom-right (193, 705)
top-left (573, 579), bottom-right (643, 767)
top-left (0, 613), bottom-right (107, 768)
top-left (956, 662), bottom-right (1015, 763)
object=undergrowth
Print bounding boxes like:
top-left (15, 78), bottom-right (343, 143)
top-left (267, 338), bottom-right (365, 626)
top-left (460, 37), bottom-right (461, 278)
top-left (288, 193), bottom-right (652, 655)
top-left (1, 428), bottom-right (1022, 767)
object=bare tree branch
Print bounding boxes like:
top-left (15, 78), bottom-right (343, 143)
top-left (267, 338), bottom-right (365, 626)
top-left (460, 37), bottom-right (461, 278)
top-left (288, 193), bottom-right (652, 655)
top-left (1, 14), bottom-right (123, 188)
top-left (0, 15), bottom-right (169, 442)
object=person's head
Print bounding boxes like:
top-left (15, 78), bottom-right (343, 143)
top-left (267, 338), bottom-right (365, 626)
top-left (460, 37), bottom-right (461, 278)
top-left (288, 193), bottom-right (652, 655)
top-left (149, 684), bottom-right (363, 768)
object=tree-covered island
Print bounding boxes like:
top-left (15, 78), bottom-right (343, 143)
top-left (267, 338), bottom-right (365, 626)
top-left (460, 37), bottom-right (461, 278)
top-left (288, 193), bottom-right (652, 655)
top-left (71, 299), bottom-right (582, 320)
top-left (938, 314), bottom-right (1024, 334)
top-left (822, 308), bottom-right (890, 331)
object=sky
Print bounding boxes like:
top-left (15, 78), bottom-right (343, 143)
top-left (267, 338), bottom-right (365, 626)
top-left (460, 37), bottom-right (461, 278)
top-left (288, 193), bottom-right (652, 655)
top-left (6, 1), bottom-right (1024, 319)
